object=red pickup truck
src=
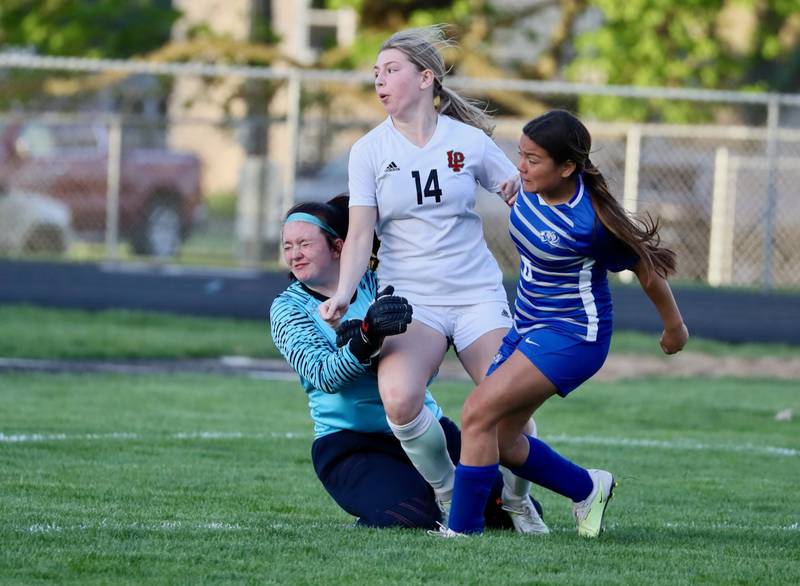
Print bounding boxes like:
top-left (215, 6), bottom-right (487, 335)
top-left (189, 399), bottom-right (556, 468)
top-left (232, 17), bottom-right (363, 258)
top-left (0, 118), bottom-right (203, 257)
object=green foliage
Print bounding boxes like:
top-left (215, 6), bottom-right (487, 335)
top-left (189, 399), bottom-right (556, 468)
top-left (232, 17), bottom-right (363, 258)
top-left (321, 0), bottom-right (485, 68)
top-left (1, 304), bottom-right (798, 360)
top-left (0, 1), bottom-right (182, 111)
top-left (570, 0), bottom-right (800, 121)
top-left (0, 305), bottom-right (276, 359)
top-left (0, 0), bottom-right (180, 58)
top-left (1, 373), bottom-right (798, 583)
top-left (326, 0), bottom-right (456, 29)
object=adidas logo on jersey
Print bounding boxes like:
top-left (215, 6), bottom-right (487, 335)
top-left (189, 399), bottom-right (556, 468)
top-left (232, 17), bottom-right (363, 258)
top-left (501, 308), bottom-right (510, 318)
top-left (385, 161), bottom-right (400, 173)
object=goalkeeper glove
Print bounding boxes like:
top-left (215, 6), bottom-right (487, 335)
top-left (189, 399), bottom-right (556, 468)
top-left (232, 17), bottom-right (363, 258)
top-left (334, 286), bottom-right (413, 362)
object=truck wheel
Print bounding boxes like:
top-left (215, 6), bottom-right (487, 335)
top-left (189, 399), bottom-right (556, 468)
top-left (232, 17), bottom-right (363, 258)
top-left (132, 199), bottom-right (182, 257)
top-left (24, 224), bottom-right (68, 254)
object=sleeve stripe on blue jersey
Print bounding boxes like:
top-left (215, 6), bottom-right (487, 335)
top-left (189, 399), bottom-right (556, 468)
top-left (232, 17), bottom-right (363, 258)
top-left (577, 260), bottom-right (599, 341)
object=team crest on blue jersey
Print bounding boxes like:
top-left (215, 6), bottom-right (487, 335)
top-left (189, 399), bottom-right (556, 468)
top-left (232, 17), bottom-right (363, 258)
top-left (539, 230), bottom-right (560, 246)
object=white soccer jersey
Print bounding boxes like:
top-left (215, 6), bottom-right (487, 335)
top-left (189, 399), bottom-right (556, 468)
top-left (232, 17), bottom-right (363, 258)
top-left (348, 115), bottom-right (515, 305)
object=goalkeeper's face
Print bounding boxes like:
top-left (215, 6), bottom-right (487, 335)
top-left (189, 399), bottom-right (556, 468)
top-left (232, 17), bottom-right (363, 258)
top-left (282, 221), bottom-right (342, 288)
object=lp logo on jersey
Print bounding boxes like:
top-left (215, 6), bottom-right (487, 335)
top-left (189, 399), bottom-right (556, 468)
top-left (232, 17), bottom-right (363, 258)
top-left (447, 150), bottom-right (465, 172)
top-left (539, 230), bottom-right (560, 246)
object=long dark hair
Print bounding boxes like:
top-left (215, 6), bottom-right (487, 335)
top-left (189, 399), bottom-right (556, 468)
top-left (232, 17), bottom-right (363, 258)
top-left (522, 110), bottom-right (676, 280)
top-left (282, 194), bottom-right (380, 280)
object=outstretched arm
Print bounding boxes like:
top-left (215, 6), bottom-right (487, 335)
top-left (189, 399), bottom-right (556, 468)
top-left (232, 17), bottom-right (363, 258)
top-left (632, 261), bottom-right (689, 355)
top-left (270, 300), bottom-right (370, 394)
top-left (319, 206), bottom-right (378, 325)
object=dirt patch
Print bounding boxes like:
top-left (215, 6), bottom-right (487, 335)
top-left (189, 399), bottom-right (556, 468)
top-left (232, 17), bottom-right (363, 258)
top-left (1, 352), bottom-right (798, 382)
top-left (438, 352), bottom-right (800, 382)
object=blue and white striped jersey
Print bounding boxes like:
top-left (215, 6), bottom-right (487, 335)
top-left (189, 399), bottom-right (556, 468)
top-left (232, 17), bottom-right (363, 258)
top-left (270, 271), bottom-right (442, 438)
top-left (509, 174), bottom-right (638, 342)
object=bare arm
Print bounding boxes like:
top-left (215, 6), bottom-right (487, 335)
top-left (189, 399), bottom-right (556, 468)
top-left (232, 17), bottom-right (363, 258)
top-left (319, 206), bottom-right (378, 324)
top-left (632, 260), bottom-right (689, 354)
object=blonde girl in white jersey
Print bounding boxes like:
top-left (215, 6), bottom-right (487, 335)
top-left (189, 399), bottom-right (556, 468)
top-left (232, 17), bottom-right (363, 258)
top-left (320, 26), bottom-right (546, 534)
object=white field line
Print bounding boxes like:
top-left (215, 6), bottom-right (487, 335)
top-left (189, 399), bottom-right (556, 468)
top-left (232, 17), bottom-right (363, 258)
top-left (22, 520), bottom-right (243, 534)
top-left (547, 434), bottom-right (800, 458)
top-left (15, 520), bottom-right (799, 535)
top-left (0, 431), bottom-right (307, 443)
top-left (539, 522), bottom-right (799, 533)
top-left (662, 521), bottom-right (799, 532)
top-left (1, 431), bottom-right (797, 458)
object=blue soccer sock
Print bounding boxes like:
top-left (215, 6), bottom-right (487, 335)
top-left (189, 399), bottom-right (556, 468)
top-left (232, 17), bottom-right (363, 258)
top-left (448, 463), bottom-right (499, 534)
top-left (509, 435), bottom-right (593, 502)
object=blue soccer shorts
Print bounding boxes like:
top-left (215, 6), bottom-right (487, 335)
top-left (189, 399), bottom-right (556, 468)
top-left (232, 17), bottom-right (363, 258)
top-left (486, 327), bottom-right (610, 396)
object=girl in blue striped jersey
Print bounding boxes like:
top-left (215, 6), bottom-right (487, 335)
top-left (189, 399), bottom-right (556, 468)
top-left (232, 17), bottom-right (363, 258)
top-left (270, 195), bottom-right (523, 529)
top-left (442, 110), bottom-right (689, 537)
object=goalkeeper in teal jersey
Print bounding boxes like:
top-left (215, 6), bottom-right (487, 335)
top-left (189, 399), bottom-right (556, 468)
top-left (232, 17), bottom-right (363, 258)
top-left (270, 195), bottom-right (542, 529)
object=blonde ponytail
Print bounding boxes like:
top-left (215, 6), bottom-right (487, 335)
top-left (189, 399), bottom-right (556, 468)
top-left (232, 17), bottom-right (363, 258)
top-left (381, 26), bottom-right (495, 136)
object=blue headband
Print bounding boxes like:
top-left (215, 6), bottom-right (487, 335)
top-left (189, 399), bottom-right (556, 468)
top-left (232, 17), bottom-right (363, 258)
top-left (284, 212), bottom-right (341, 239)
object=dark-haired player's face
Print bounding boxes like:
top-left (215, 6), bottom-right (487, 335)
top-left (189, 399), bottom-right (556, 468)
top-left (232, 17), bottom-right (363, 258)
top-left (517, 134), bottom-right (575, 202)
top-left (282, 222), bottom-right (341, 287)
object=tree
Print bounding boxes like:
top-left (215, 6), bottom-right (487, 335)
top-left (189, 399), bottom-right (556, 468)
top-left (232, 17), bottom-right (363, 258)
top-left (569, 0), bottom-right (800, 122)
top-left (0, 0), bottom-right (179, 58)
top-left (326, 0), bottom-right (799, 123)
top-left (0, 0), bottom-right (180, 108)
top-left (322, 0), bottom-right (589, 120)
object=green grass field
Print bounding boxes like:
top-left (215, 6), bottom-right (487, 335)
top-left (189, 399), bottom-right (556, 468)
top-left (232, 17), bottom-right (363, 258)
top-left (1, 371), bottom-right (798, 584)
top-left (3, 304), bottom-right (800, 360)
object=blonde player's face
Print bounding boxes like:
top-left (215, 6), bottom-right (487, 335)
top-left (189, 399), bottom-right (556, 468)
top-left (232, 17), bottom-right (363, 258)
top-left (517, 134), bottom-right (576, 202)
top-left (282, 222), bottom-right (341, 288)
top-left (373, 48), bottom-right (429, 116)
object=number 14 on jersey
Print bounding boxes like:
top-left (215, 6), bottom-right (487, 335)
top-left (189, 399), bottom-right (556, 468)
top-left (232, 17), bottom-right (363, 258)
top-left (411, 169), bottom-right (442, 205)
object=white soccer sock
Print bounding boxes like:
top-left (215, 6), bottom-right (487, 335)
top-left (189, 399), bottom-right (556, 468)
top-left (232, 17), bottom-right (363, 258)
top-left (501, 418), bottom-right (538, 507)
top-left (387, 408), bottom-right (455, 501)
top-left (501, 466), bottom-right (532, 508)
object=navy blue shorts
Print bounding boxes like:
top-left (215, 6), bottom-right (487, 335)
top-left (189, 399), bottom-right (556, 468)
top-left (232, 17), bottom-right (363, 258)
top-left (486, 328), bottom-right (610, 396)
top-left (311, 417), bottom-right (513, 529)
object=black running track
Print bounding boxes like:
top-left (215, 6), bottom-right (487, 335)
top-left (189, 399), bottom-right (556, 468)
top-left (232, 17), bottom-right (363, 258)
top-left (1, 260), bottom-right (798, 345)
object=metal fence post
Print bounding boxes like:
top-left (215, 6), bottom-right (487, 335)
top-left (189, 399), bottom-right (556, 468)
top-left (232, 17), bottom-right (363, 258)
top-left (619, 125), bottom-right (641, 283)
top-left (761, 96), bottom-right (780, 291)
top-left (252, 156), bottom-right (266, 265)
top-left (708, 147), bottom-right (733, 286)
top-left (282, 71), bottom-right (301, 221)
top-left (105, 115), bottom-right (122, 262)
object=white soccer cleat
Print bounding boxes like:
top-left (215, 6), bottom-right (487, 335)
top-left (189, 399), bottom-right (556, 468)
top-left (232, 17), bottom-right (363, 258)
top-left (572, 469), bottom-right (616, 538)
top-left (427, 522), bottom-right (467, 538)
top-left (501, 493), bottom-right (550, 535)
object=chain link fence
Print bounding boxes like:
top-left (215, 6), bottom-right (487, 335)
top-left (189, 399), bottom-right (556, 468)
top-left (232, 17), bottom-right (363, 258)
top-left (1, 55), bottom-right (799, 290)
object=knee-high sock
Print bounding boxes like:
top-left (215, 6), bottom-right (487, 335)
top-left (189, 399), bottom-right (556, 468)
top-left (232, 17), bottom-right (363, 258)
top-left (387, 408), bottom-right (455, 500)
top-left (500, 418), bottom-right (537, 506)
top-left (500, 466), bottom-right (532, 507)
top-left (449, 463), bottom-right (498, 534)
top-left (509, 435), bottom-right (593, 502)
